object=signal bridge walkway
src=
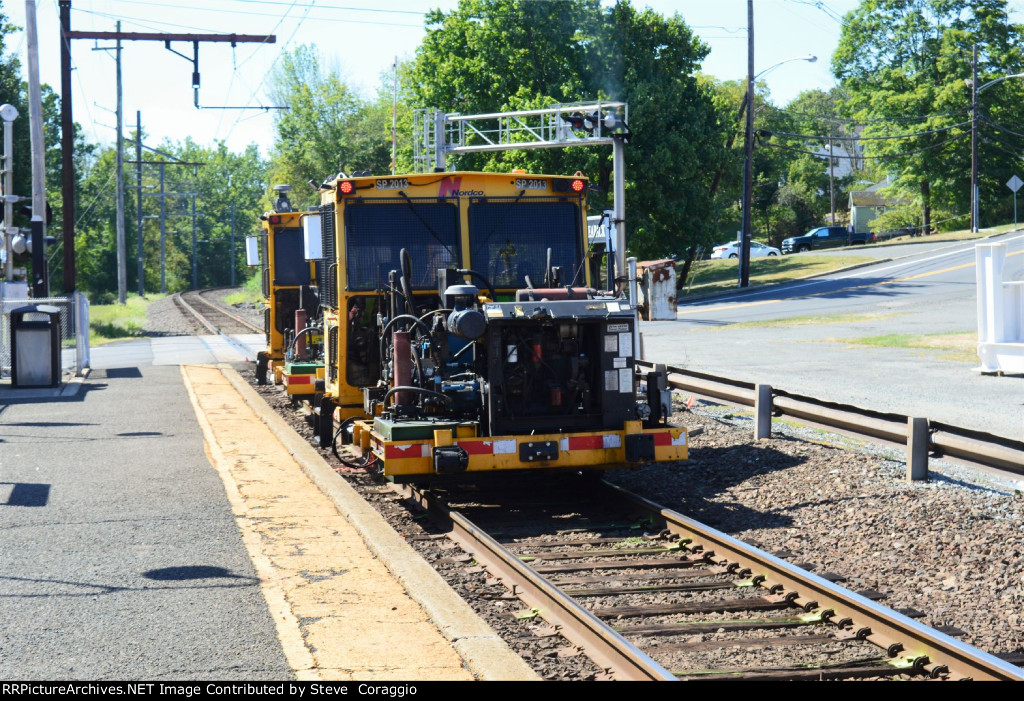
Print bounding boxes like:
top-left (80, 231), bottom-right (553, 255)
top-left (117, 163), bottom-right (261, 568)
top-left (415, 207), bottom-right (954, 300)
top-left (0, 334), bottom-right (534, 681)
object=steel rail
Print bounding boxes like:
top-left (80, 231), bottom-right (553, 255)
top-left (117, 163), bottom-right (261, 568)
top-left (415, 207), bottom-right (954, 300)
top-left (174, 292), bottom-right (258, 361)
top-left (174, 292), bottom-right (218, 335)
top-left (391, 483), bottom-right (678, 681)
top-left (192, 290), bottom-right (263, 333)
top-left (606, 481), bottom-right (1024, 681)
top-left (635, 360), bottom-right (1024, 476)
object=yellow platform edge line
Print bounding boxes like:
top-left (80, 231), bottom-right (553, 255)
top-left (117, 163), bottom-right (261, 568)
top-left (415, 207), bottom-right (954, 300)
top-left (214, 363), bottom-right (541, 682)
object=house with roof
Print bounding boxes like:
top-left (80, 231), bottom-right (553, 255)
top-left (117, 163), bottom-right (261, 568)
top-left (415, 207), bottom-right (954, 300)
top-left (849, 178), bottom-right (903, 234)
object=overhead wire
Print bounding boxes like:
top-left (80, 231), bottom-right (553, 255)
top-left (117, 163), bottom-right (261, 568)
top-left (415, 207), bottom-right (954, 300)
top-left (220, 0), bottom-right (317, 146)
top-left (764, 120), bottom-right (972, 142)
top-left (760, 132), bottom-right (970, 160)
top-left (82, 1), bottom-right (424, 28)
top-left (779, 108), bottom-right (969, 124)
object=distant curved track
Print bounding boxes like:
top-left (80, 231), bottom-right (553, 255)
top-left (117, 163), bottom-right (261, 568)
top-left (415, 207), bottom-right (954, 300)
top-left (174, 290), bottom-right (261, 361)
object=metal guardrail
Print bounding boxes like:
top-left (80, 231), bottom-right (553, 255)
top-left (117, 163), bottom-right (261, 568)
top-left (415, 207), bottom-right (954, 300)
top-left (636, 360), bottom-right (1024, 478)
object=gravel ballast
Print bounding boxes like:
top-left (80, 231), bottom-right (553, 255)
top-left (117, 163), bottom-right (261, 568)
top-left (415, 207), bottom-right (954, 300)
top-left (147, 287), bottom-right (1024, 676)
top-left (608, 404), bottom-right (1024, 660)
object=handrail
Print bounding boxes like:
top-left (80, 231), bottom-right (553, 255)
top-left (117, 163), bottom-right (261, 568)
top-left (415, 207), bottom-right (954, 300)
top-left (636, 359), bottom-right (1024, 476)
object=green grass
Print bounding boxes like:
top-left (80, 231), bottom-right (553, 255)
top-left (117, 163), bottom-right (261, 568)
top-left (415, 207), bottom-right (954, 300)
top-left (681, 254), bottom-right (874, 296)
top-left (89, 294), bottom-right (163, 345)
top-left (708, 312), bottom-right (900, 330)
top-left (831, 331), bottom-right (977, 363)
top-left (223, 275), bottom-right (263, 306)
top-left (872, 221), bottom-right (1020, 247)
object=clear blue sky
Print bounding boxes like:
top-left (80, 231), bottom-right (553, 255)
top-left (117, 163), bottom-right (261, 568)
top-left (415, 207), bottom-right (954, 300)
top-left (5, 0), bottom-right (1024, 156)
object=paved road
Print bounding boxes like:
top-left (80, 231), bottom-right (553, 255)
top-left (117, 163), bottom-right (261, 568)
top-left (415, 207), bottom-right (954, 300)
top-left (644, 232), bottom-right (1024, 440)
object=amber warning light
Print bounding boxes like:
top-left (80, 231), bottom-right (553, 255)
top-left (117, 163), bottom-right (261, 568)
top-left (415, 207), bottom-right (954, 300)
top-left (552, 177), bottom-right (587, 194)
top-left (269, 215), bottom-right (281, 224)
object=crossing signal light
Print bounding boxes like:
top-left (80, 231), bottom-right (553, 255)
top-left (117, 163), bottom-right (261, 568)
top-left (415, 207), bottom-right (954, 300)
top-left (19, 202), bottom-right (53, 225)
top-left (565, 112), bottom-right (587, 131)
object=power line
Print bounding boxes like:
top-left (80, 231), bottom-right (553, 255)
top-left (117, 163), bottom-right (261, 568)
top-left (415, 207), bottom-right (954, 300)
top-left (763, 119), bottom-right (972, 143)
top-left (978, 134), bottom-right (1024, 160)
top-left (760, 132), bottom-right (969, 160)
top-left (980, 116), bottom-right (1024, 140)
top-left (220, 0), bottom-right (316, 145)
top-left (779, 108), bottom-right (969, 124)
top-left (233, 0), bottom-right (425, 14)
top-left (74, 3), bottom-right (422, 29)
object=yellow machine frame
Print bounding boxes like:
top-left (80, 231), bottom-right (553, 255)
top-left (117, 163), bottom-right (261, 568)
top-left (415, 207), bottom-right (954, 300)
top-left (314, 171), bottom-right (686, 479)
top-left (255, 208), bottom-right (318, 385)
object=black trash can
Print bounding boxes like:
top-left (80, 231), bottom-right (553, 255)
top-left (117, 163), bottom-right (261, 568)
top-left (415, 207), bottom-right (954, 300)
top-left (10, 304), bottom-right (61, 388)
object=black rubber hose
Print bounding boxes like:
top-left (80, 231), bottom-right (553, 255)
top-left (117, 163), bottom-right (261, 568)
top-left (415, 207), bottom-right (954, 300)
top-left (287, 326), bottom-right (321, 358)
top-left (400, 248), bottom-right (414, 315)
top-left (455, 268), bottom-right (497, 301)
top-left (331, 416), bottom-right (368, 467)
top-left (378, 314), bottom-right (433, 376)
top-left (419, 308), bottom-right (453, 323)
top-left (383, 385), bottom-right (453, 408)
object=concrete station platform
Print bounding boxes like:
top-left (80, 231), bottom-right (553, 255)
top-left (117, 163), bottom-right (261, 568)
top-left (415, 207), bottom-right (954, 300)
top-left (0, 340), bottom-right (536, 681)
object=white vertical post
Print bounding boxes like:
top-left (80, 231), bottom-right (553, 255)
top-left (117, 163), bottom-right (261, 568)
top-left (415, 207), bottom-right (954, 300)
top-left (74, 290), bottom-right (89, 375)
top-left (25, 0), bottom-right (48, 296)
top-left (1, 105), bottom-right (17, 281)
top-left (976, 243), bottom-right (1006, 345)
top-left (613, 138), bottom-right (626, 279)
top-left (628, 256), bottom-right (639, 362)
top-left (433, 109), bottom-right (446, 172)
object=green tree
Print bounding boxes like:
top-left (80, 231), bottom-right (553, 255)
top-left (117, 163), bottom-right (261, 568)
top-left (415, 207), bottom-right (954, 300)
top-left (267, 45), bottom-right (393, 210)
top-left (72, 136), bottom-right (267, 296)
top-left (408, 0), bottom-right (729, 266)
top-left (832, 0), bottom-right (1024, 232)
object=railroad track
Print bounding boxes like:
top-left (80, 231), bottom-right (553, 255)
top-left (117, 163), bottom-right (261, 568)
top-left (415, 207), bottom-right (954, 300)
top-left (174, 290), bottom-right (262, 361)
top-left (388, 476), bottom-right (1024, 681)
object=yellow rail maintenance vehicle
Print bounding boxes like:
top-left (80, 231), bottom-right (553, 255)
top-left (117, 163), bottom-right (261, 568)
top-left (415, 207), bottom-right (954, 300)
top-left (251, 184), bottom-right (322, 393)
top-left (313, 170), bottom-right (687, 481)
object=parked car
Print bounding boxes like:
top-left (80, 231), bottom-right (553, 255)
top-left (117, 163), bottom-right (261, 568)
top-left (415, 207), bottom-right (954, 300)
top-left (710, 240), bottom-right (781, 259)
top-left (781, 226), bottom-right (873, 253)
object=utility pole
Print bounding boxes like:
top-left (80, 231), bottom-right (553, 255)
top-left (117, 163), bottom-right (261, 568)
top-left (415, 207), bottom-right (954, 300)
top-left (135, 111), bottom-right (143, 295)
top-left (58, 0), bottom-right (74, 292)
top-left (115, 22), bottom-right (126, 304)
top-left (26, 0), bottom-right (48, 298)
top-left (230, 201), bottom-right (235, 287)
top-left (159, 163), bottom-right (166, 293)
top-left (829, 136), bottom-right (836, 226)
top-left (58, 13), bottom-right (277, 292)
top-left (739, 0), bottom-right (754, 288)
top-left (191, 193), bottom-right (197, 290)
top-left (971, 43), bottom-right (979, 233)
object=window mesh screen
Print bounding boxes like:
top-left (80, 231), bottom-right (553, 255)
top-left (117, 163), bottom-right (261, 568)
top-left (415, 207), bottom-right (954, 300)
top-left (273, 228), bottom-right (310, 286)
top-left (468, 198), bottom-right (582, 289)
top-left (343, 198), bottom-right (459, 291)
top-left (318, 204), bottom-right (336, 307)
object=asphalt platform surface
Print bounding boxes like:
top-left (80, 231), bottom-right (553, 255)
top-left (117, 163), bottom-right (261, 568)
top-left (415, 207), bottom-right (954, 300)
top-left (0, 364), bottom-right (293, 679)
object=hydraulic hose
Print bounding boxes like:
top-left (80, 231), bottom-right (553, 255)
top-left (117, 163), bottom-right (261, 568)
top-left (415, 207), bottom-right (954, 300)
top-left (383, 385), bottom-right (453, 408)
